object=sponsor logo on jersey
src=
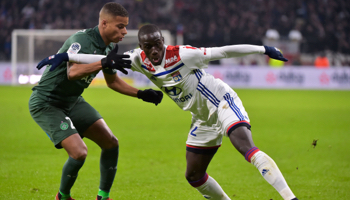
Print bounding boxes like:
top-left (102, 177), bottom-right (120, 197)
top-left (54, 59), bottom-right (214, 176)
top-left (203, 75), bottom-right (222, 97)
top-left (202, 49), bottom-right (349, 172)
top-left (162, 86), bottom-right (182, 96)
top-left (81, 75), bottom-right (94, 84)
top-left (171, 71), bottom-right (182, 82)
top-left (164, 45), bottom-right (181, 68)
top-left (68, 42), bottom-right (81, 54)
top-left (165, 55), bottom-right (178, 65)
top-left (172, 93), bottom-right (193, 103)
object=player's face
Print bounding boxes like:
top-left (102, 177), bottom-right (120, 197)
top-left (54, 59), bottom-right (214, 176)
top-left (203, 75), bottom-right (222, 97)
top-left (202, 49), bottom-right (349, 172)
top-left (103, 16), bottom-right (128, 44)
top-left (139, 32), bottom-right (165, 66)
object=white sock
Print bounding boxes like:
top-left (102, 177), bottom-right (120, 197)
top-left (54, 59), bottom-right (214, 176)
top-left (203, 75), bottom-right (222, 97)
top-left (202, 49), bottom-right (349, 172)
top-left (190, 173), bottom-right (231, 200)
top-left (250, 150), bottom-right (296, 200)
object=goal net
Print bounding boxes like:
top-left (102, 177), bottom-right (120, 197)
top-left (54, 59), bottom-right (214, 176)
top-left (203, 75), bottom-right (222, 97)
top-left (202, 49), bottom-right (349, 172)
top-left (11, 29), bottom-right (174, 85)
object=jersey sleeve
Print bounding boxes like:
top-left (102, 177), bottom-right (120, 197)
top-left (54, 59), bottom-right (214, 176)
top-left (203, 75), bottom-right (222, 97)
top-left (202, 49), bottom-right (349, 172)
top-left (124, 48), bottom-right (143, 73)
top-left (179, 45), bottom-right (212, 70)
top-left (209, 45), bottom-right (265, 60)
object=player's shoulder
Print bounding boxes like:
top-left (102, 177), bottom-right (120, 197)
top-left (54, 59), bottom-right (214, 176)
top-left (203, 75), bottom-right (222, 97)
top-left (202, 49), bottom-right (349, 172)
top-left (178, 45), bottom-right (208, 60)
top-left (62, 28), bottom-right (95, 54)
top-left (69, 28), bottom-right (91, 41)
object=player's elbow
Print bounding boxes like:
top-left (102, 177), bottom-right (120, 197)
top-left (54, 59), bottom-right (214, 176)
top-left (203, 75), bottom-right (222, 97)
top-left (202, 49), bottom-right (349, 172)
top-left (67, 72), bottom-right (79, 80)
top-left (66, 64), bottom-right (82, 80)
top-left (106, 82), bottom-right (120, 91)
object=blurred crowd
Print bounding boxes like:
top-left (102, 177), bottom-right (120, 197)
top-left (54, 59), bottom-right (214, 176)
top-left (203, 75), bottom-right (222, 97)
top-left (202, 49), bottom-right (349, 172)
top-left (0, 0), bottom-right (349, 64)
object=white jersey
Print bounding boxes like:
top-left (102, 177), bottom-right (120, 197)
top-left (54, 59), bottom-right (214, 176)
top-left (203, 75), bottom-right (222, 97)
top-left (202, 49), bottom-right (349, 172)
top-left (125, 45), bottom-right (247, 124)
top-left (68, 44), bottom-right (264, 147)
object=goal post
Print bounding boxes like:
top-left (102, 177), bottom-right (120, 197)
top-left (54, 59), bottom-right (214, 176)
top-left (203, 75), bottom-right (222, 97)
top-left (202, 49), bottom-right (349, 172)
top-left (11, 29), bottom-right (174, 85)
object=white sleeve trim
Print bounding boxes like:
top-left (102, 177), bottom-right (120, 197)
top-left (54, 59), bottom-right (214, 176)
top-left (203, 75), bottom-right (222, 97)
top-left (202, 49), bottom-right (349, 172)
top-left (209, 45), bottom-right (265, 61)
top-left (68, 53), bottom-right (106, 64)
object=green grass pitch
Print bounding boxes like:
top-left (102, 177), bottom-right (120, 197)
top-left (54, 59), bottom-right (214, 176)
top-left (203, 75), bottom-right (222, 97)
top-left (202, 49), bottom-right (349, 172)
top-left (0, 85), bottom-right (349, 200)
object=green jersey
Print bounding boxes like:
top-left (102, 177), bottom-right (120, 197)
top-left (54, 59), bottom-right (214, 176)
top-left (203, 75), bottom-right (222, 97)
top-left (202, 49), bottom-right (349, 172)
top-left (32, 26), bottom-right (116, 103)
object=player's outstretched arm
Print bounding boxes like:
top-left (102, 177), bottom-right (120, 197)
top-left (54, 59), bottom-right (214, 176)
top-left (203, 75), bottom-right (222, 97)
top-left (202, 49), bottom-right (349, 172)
top-left (104, 72), bottom-right (163, 106)
top-left (209, 45), bottom-right (288, 62)
top-left (36, 44), bottom-right (132, 74)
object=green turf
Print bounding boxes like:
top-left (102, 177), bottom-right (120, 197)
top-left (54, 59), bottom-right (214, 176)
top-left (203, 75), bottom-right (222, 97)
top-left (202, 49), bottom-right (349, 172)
top-left (0, 85), bottom-right (349, 200)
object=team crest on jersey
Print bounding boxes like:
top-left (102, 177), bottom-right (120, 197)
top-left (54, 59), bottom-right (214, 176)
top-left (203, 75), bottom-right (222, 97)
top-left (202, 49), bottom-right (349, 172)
top-left (171, 71), bottom-right (182, 82)
top-left (60, 121), bottom-right (69, 130)
top-left (68, 42), bottom-right (81, 54)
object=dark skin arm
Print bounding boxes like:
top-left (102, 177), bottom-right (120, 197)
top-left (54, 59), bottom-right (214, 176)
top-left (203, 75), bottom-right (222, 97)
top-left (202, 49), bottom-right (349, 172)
top-left (103, 72), bottom-right (138, 97)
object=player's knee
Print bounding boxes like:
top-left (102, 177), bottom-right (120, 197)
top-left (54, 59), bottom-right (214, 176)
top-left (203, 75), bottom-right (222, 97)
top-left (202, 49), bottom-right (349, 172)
top-left (100, 135), bottom-right (119, 150)
top-left (70, 146), bottom-right (88, 161)
top-left (185, 170), bottom-right (204, 182)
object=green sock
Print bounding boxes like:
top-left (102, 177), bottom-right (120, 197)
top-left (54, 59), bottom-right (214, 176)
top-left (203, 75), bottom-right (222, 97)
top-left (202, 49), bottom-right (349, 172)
top-left (59, 156), bottom-right (85, 195)
top-left (59, 191), bottom-right (71, 200)
top-left (98, 189), bottom-right (110, 199)
top-left (99, 146), bottom-right (119, 192)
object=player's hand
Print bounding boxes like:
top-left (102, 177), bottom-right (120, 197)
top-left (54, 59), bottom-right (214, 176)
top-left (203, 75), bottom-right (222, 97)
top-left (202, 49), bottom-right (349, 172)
top-left (101, 44), bottom-right (131, 75)
top-left (137, 89), bottom-right (164, 106)
top-left (264, 46), bottom-right (288, 62)
top-left (36, 53), bottom-right (69, 71)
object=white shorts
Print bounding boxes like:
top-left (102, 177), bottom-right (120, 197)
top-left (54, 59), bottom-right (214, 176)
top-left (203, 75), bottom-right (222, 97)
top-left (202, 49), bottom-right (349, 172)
top-left (186, 92), bottom-right (250, 151)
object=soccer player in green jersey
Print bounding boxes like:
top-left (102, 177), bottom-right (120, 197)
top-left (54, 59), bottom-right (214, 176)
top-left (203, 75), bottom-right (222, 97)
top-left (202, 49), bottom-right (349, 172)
top-left (29, 3), bottom-right (163, 200)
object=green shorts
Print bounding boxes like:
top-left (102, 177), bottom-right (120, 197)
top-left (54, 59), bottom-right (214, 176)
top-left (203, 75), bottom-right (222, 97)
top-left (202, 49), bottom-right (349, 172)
top-left (29, 91), bottom-right (102, 149)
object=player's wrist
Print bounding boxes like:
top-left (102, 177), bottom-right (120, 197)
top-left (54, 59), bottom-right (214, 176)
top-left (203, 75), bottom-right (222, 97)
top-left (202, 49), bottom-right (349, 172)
top-left (263, 46), bottom-right (271, 55)
top-left (137, 90), bottom-right (144, 99)
top-left (101, 58), bottom-right (108, 69)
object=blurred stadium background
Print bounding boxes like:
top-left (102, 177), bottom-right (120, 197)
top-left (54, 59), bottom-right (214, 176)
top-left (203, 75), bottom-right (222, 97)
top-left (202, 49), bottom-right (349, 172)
top-left (0, 0), bottom-right (349, 88)
top-left (0, 0), bottom-right (350, 89)
top-left (1, 1), bottom-right (350, 199)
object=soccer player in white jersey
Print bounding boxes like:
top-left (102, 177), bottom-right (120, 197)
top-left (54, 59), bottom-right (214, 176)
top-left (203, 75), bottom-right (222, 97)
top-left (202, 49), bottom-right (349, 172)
top-left (37, 24), bottom-right (299, 200)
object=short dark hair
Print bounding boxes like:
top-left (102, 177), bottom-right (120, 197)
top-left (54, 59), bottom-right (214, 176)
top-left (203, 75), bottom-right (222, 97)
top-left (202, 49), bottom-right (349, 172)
top-left (138, 24), bottom-right (162, 39)
top-left (102, 2), bottom-right (128, 17)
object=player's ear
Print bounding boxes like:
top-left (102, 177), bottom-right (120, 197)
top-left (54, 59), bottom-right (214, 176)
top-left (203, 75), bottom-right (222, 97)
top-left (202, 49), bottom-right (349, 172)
top-left (139, 43), bottom-right (143, 50)
top-left (101, 19), bottom-right (108, 28)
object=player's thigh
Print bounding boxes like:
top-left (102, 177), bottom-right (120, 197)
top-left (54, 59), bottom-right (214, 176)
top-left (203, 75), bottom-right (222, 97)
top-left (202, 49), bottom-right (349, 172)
top-left (68, 96), bottom-right (103, 135)
top-left (69, 97), bottom-right (117, 149)
top-left (83, 119), bottom-right (118, 149)
top-left (186, 124), bottom-right (223, 148)
top-left (29, 104), bottom-right (79, 149)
